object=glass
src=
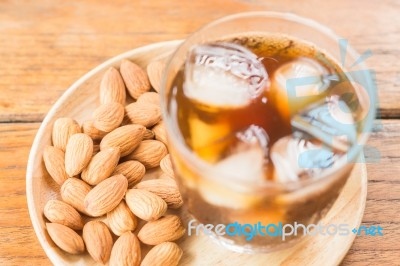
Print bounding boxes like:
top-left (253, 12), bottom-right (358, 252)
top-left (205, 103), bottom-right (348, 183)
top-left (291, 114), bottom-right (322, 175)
top-left (160, 12), bottom-right (376, 253)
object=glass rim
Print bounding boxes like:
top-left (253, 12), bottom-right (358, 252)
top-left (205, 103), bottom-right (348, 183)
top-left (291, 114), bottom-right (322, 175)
top-left (160, 11), bottom-right (376, 191)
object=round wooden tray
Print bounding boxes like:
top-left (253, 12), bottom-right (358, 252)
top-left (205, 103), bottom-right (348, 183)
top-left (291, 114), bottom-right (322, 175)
top-left (26, 40), bottom-right (367, 266)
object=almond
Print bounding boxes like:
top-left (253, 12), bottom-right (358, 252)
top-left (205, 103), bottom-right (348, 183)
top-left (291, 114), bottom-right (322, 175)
top-left (125, 102), bottom-right (161, 128)
top-left (83, 221), bottom-right (113, 264)
top-left (159, 173), bottom-right (175, 180)
top-left (52, 117), bottom-right (81, 151)
top-left (135, 179), bottom-right (183, 209)
top-left (65, 133), bottom-right (93, 177)
top-left (46, 223), bottom-right (85, 255)
top-left (107, 200), bottom-right (137, 236)
top-left (137, 92), bottom-right (160, 106)
top-left (93, 102), bottom-right (124, 132)
top-left (100, 66), bottom-right (126, 105)
top-left (125, 189), bottom-right (167, 221)
top-left (141, 242), bottom-right (183, 266)
top-left (43, 146), bottom-right (69, 185)
top-left (125, 189), bottom-right (168, 221)
top-left (100, 124), bottom-right (145, 157)
top-left (126, 140), bottom-right (167, 169)
top-left (110, 231), bottom-right (141, 266)
top-left (120, 59), bottom-right (150, 99)
top-left (138, 215), bottom-right (185, 245)
top-left (112, 160), bottom-right (145, 187)
top-left (143, 128), bottom-right (155, 140)
top-left (82, 120), bottom-right (107, 141)
top-left (61, 178), bottom-right (91, 214)
top-left (146, 60), bottom-right (165, 93)
top-left (84, 174), bottom-right (128, 217)
top-left (82, 147), bottom-right (120, 185)
top-left (152, 121), bottom-right (168, 145)
top-left (44, 200), bottom-right (84, 230)
top-left (160, 154), bottom-right (174, 178)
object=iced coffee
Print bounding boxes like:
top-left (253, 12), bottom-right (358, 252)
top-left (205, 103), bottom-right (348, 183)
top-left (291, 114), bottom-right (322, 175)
top-left (162, 15), bottom-right (372, 252)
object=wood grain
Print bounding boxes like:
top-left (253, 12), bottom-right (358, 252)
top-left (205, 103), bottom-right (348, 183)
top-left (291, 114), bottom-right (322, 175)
top-left (0, 123), bottom-right (48, 265)
top-left (0, 121), bottom-right (398, 265)
top-left (0, 0), bottom-right (399, 122)
top-left (0, 0), bottom-right (399, 265)
top-left (341, 120), bottom-right (400, 265)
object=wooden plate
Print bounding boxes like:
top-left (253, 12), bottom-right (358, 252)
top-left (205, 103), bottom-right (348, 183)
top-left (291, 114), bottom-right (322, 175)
top-left (26, 40), bottom-right (367, 266)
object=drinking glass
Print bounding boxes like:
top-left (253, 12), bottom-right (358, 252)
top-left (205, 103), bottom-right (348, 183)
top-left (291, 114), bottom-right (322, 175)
top-left (160, 12), bottom-right (376, 253)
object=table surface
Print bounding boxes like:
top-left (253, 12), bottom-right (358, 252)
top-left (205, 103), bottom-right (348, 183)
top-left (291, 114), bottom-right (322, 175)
top-left (0, 0), bottom-right (399, 265)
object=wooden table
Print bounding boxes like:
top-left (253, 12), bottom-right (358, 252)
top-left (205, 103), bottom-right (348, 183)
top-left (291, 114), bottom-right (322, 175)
top-left (0, 0), bottom-right (398, 265)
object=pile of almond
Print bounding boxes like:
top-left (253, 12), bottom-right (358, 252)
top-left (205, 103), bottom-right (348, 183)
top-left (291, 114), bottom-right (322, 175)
top-left (43, 59), bottom-right (186, 265)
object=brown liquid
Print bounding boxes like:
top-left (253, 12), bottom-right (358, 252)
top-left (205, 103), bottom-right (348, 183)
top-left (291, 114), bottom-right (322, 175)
top-left (167, 34), bottom-right (356, 250)
top-left (169, 34), bottom-right (348, 171)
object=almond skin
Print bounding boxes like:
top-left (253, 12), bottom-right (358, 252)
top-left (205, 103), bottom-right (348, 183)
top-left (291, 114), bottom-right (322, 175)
top-left (160, 154), bottom-right (174, 178)
top-left (44, 200), bottom-right (84, 230)
top-left (82, 147), bottom-right (120, 185)
top-left (82, 120), bottom-right (107, 141)
top-left (107, 200), bottom-right (137, 236)
top-left (125, 189), bottom-right (167, 221)
top-left (135, 179), bottom-right (183, 209)
top-left (159, 173), bottom-right (175, 180)
top-left (84, 174), bottom-right (128, 217)
top-left (100, 66), bottom-right (126, 105)
top-left (52, 117), bottom-right (81, 151)
top-left (61, 178), bottom-right (91, 214)
top-left (120, 59), bottom-right (150, 99)
top-left (93, 102), bottom-right (124, 132)
top-left (125, 140), bottom-right (168, 169)
top-left (46, 223), bottom-right (85, 255)
top-left (141, 242), bottom-right (183, 266)
top-left (138, 215), bottom-right (186, 245)
top-left (83, 221), bottom-right (113, 264)
top-left (110, 231), bottom-right (141, 266)
top-left (100, 124), bottom-right (145, 157)
top-left (143, 129), bottom-right (155, 140)
top-left (146, 60), bottom-right (165, 93)
top-left (125, 102), bottom-right (161, 128)
top-left (112, 160), bottom-right (145, 187)
top-left (65, 133), bottom-right (93, 177)
top-left (43, 146), bottom-right (69, 185)
top-left (152, 121), bottom-right (168, 145)
top-left (137, 92), bottom-right (160, 106)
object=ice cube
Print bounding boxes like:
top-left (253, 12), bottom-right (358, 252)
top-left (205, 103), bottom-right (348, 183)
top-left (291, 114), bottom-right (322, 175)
top-left (198, 146), bottom-right (266, 209)
top-left (291, 95), bottom-right (357, 152)
top-left (183, 43), bottom-right (269, 107)
top-left (269, 58), bottom-right (330, 120)
top-left (229, 124), bottom-right (270, 160)
top-left (214, 145), bottom-right (265, 183)
top-left (193, 124), bottom-right (270, 164)
top-left (215, 125), bottom-right (270, 174)
top-left (330, 80), bottom-right (371, 123)
top-left (271, 133), bottom-right (343, 182)
top-left (197, 125), bottom-right (269, 208)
